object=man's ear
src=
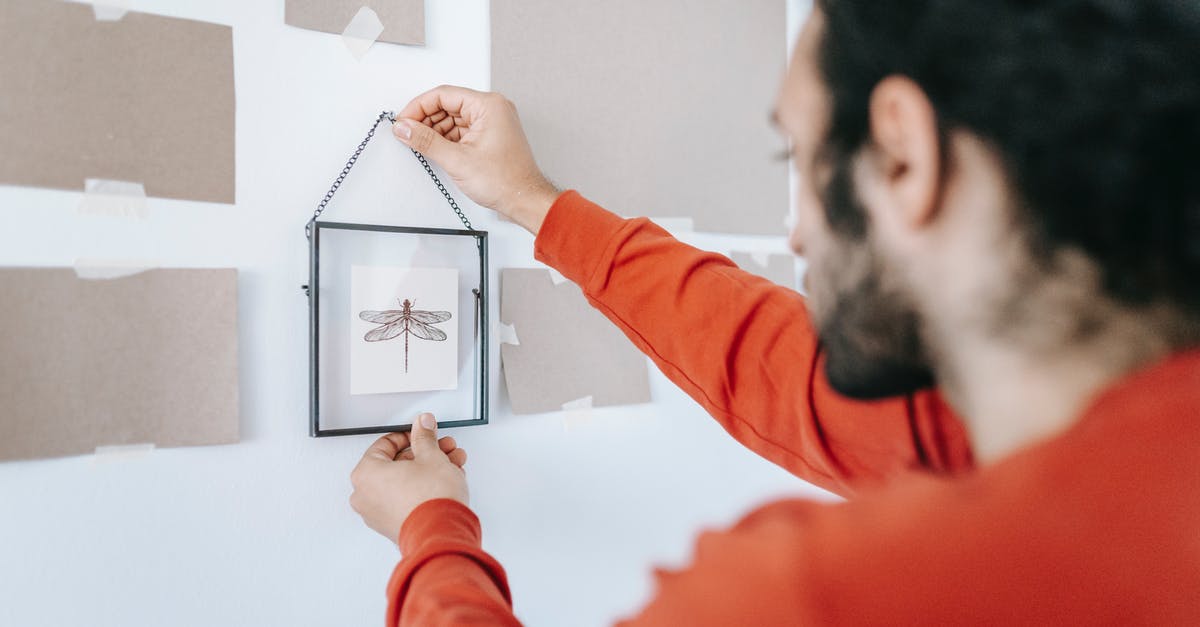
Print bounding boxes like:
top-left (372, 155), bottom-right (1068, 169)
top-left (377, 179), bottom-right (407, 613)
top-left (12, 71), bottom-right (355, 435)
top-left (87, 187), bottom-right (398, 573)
top-left (867, 75), bottom-right (943, 228)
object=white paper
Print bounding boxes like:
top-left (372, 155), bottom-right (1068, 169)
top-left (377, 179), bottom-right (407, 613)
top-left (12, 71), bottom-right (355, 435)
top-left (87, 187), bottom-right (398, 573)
top-left (349, 266), bottom-right (459, 395)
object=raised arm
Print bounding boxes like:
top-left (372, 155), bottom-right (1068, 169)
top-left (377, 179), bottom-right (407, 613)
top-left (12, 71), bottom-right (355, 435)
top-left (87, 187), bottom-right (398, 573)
top-left (391, 85), bottom-right (972, 495)
top-left (533, 191), bottom-right (971, 494)
top-left (387, 500), bottom-right (519, 626)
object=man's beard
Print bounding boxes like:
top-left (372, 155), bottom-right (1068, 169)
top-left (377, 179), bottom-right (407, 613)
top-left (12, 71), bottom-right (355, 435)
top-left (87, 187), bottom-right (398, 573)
top-left (814, 157), bottom-right (937, 400)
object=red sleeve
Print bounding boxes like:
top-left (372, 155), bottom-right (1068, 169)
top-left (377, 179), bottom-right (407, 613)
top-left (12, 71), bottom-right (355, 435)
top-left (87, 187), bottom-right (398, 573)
top-left (616, 439), bottom-right (1169, 627)
top-left (389, 437), bottom-right (1170, 626)
top-left (386, 499), bottom-right (521, 627)
top-left (534, 191), bottom-right (973, 495)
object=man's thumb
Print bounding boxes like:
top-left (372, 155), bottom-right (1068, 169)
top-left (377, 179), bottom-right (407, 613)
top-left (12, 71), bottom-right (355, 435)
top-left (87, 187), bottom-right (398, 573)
top-left (393, 119), bottom-right (458, 165)
top-left (409, 412), bottom-right (439, 456)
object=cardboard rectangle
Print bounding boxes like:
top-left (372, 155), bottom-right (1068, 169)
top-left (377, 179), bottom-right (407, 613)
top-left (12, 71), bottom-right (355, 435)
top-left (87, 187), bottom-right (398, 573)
top-left (0, 268), bottom-right (240, 462)
top-left (730, 252), bottom-right (798, 289)
top-left (500, 269), bottom-right (651, 415)
top-left (285, 0), bottom-right (424, 46)
top-left (491, 0), bottom-right (789, 235)
top-left (0, 0), bottom-right (235, 204)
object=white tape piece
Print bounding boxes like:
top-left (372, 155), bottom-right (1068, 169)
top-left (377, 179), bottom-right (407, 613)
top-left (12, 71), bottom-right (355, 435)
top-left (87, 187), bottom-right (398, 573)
top-left (91, 1), bottom-right (129, 21)
top-left (648, 217), bottom-right (695, 234)
top-left (497, 322), bottom-right (520, 346)
top-left (547, 268), bottom-right (568, 285)
top-left (341, 6), bottom-right (385, 60)
top-left (562, 396), bottom-right (594, 411)
top-left (92, 443), bottom-right (155, 464)
top-left (73, 258), bottom-right (158, 280)
top-left (561, 395), bottom-right (594, 432)
top-left (77, 178), bottom-right (148, 219)
top-left (783, 210), bottom-right (798, 232)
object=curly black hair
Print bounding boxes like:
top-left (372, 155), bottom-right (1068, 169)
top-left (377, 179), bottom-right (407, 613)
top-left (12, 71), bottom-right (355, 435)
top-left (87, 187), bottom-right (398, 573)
top-left (814, 0), bottom-right (1200, 317)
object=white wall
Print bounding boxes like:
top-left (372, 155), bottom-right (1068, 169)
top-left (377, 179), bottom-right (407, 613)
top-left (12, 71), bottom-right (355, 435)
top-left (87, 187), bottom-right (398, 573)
top-left (0, 1), bottom-right (832, 626)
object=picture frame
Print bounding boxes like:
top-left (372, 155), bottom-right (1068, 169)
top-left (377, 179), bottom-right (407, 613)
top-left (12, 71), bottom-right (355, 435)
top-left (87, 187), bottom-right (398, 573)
top-left (305, 221), bottom-right (489, 437)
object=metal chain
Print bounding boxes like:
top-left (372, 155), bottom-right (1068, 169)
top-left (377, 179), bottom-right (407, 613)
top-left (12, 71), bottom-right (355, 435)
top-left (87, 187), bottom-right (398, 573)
top-left (411, 150), bottom-right (472, 230)
top-left (305, 110), bottom-right (472, 238)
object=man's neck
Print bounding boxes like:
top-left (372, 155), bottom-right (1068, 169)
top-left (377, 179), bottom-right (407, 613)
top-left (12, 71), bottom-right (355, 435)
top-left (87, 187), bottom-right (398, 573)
top-left (935, 306), bottom-right (1183, 466)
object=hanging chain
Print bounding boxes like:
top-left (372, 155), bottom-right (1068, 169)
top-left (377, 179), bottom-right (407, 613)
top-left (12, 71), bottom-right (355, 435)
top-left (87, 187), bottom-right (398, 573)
top-left (305, 110), bottom-right (472, 238)
top-left (411, 150), bottom-right (472, 230)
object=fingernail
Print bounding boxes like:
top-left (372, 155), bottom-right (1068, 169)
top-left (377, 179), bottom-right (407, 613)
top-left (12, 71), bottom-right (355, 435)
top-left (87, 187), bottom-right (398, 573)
top-left (420, 413), bottom-right (436, 430)
top-left (392, 120), bottom-right (411, 140)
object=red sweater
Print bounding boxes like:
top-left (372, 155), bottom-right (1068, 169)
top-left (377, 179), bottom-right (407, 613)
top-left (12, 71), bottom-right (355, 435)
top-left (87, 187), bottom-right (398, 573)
top-left (385, 191), bottom-right (1200, 625)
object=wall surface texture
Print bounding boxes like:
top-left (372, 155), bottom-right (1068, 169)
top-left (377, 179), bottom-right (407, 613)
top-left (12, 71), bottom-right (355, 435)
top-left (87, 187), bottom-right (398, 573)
top-left (0, 2), bottom-right (831, 626)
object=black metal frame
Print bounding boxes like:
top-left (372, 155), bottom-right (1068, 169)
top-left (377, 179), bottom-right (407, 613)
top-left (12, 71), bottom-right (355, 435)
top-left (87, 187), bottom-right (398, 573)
top-left (307, 220), bottom-right (489, 437)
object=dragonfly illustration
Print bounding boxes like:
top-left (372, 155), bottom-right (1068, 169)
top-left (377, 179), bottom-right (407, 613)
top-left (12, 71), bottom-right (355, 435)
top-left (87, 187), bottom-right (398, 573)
top-left (359, 298), bottom-right (452, 372)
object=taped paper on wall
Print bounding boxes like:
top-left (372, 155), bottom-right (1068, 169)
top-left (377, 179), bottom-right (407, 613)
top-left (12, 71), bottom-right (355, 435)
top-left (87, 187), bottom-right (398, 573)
top-left (492, 0), bottom-right (788, 235)
top-left (497, 322), bottom-right (520, 346)
top-left (0, 0), bottom-right (235, 204)
top-left (500, 268), bottom-right (651, 415)
top-left (92, 443), bottom-right (155, 464)
top-left (561, 395), bottom-right (594, 431)
top-left (91, 0), bottom-right (130, 21)
top-left (76, 179), bottom-right (148, 219)
top-left (784, 209), bottom-right (799, 232)
top-left (546, 268), bottom-right (568, 286)
top-left (648, 217), bottom-right (696, 235)
top-left (0, 268), bottom-right (240, 462)
top-left (340, 6), bottom-right (384, 60)
top-left (73, 258), bottom-right (158, 280)
top-left (285, 0), bottom-right (425, 46)
top-left (730, 251), bottom-right (798, 289)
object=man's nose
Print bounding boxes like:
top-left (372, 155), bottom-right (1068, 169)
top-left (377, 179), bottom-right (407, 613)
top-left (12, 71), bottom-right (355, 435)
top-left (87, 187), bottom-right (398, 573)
top-left (787, 217), bottom-right (805, 257)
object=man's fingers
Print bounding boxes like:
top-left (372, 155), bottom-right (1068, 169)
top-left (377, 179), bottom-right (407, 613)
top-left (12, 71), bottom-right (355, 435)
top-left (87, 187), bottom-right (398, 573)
top-left (396, 85), bottom-right (488, 125)
top-left (447, 448), bottom-right (468, 468)
top-left (393, 120), bottom-right (462, 168)
top-left (409, 412), bottom-right (441, 456)
top-left (432, 114), bottom-right (461, 137)
top-left (364, 432), bottom-right (410, 461)
top-left (395, 437), bottom-right (456, 461)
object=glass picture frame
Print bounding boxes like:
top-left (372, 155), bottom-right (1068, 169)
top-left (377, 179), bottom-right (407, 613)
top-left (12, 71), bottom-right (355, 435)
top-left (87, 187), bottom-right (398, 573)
top-left (306, 221), bottom-right (489, 437)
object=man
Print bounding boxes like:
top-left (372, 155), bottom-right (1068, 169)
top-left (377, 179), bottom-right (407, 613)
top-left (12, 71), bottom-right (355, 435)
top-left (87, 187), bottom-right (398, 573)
top-left (349, 1), bottom-right (1200, 624)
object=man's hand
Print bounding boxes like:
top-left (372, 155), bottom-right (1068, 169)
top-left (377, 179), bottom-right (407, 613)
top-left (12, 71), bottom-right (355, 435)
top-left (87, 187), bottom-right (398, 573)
top-left (393, 85), bottom-right (560, 234)
top-left (349, 413), bottom-right (469, 545)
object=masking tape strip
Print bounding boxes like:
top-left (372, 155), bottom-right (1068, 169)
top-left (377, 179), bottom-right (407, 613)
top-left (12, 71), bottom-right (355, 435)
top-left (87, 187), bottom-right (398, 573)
top-left (547, 268), bottom-right (568, 286)
top-left (497, 322), bottom-right (520, 346)
top-left (749, 251), bottom-right (772, 268)
top-left (341, 6), bottom-right (385, 60)
top-left (92, 443), bottom-right (155, 463)
top-left (77, 178), bottom-right (148, 219)
top-left (648, 217), bottom-right (695, 234)
top-left (561, 395), bottom-right (594, 432)
top-left (73, 258), bottom-right (158, 280)
top-left (784, 210), bottom-right (798, 232)
top-left (92, 1), bottom-right (129, 21)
